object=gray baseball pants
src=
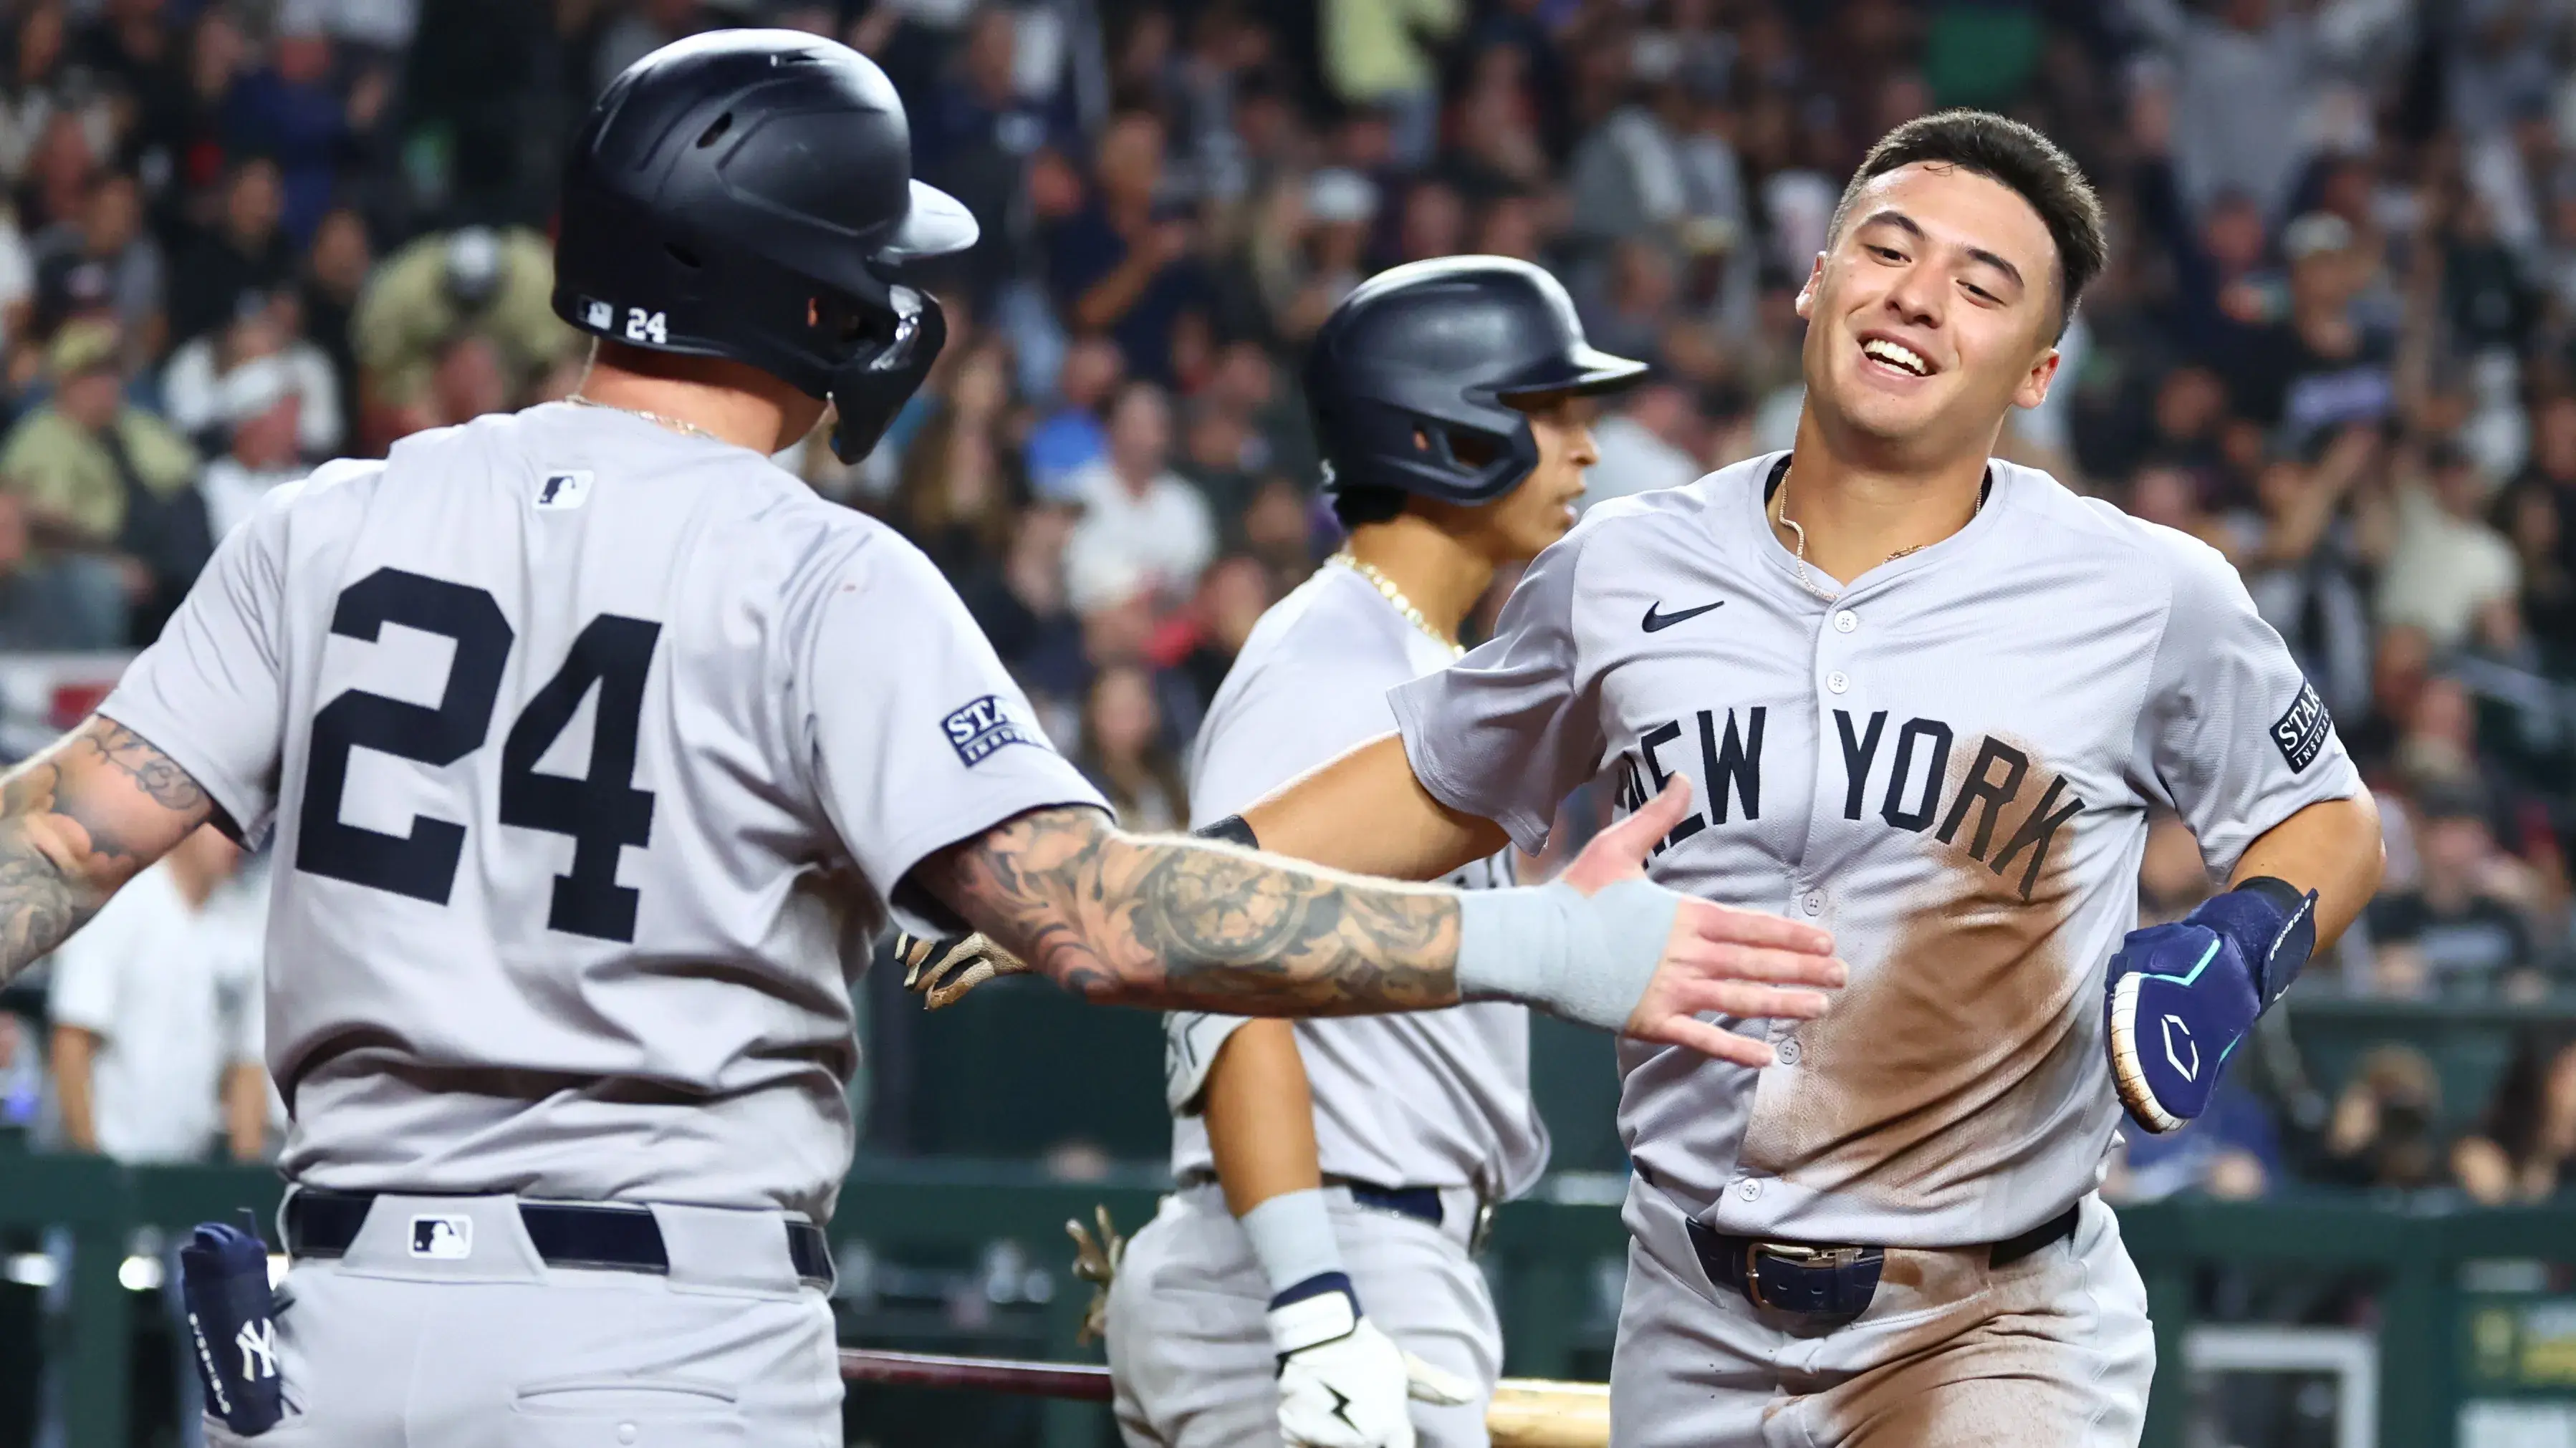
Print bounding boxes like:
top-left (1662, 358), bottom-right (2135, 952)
top-left (1609, 1179), bottom-right (2154, 1448)
top-left (203, 1192), bottom-right (840, 1448)
top-left (1106, 1182), bottom-right (1500, 1448)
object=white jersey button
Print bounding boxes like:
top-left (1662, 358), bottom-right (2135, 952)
top-left (1833, 609), bottom-right (1858, 633)
top-left (1826, 671), bottom-right (1850, 694)
top-left (1736, 1179), bottom-right (1763, 1202)
top-left (1777, 1040), bottom-right (1802, 1066)
top-left (1801, 892), bottom-right (1824, 915)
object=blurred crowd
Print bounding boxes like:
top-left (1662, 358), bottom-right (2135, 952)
top-left (0, 0), bottom-right (2570, 1203)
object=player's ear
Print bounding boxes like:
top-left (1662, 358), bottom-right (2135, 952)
top-left (1793, 253), bottom-right (1825, 320)
top-left (2012, 348), bottom-right (2061, 412)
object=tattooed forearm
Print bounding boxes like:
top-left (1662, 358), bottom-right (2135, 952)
top-left (928, 806), bottom-right (1461, 1014)
top-left (75, 720), bottom-right (209, 811)
top-left (0, 716), bottom-right (213, 983)
top-left (0, 761), bottom-right (92, 973)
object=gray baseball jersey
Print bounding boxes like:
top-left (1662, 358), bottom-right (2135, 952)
top-left (1389, 452), bottom-right (2361, 1248)
top-left (102, 402), bottom-right (1105, 1225)
top-left (1165, 564), bottom-right (1549, 1200)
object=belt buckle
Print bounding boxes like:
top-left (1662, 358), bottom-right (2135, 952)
top-left (1741, 1240), bottom-right (1868, 1312)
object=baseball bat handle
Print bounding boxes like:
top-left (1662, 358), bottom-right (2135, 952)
top-left (838, 1348), bottom-right (1114, 1401)
top-left (839, 1349), bottom-right (1609, 1447)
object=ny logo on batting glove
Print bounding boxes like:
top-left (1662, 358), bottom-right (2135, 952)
top-left (2106, 877), bottom-right (2317, 1134)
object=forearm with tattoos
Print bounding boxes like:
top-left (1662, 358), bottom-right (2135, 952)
top-left (0, 715), bottom-right (213, 983)
top-left (922, 805), bottom-right (1465, 1014)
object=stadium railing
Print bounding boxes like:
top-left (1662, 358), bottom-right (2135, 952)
top-left (3, 1153), bottom-right (2572, 1448)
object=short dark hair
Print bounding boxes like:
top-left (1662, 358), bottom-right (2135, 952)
top-left (1827, 110), bottom-right (2106, 336)
top-left (1330, 484), bottom-right (1408, 530)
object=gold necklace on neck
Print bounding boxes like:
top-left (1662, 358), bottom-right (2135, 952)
top-left (1328, 549), bottom-right (1464, 657)
top-left (566, 393), bottom-right (724, 443)
top-left (1768, 475), bottom-right (1984, 603)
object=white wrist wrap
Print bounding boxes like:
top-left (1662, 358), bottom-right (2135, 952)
top-left (1456, 877), bottom-right (1683, 1033)
top-left (1239, 1188), bottom-right (1344, 1296)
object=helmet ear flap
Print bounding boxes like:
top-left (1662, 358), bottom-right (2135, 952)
top-left (827, 286), bottom-right (946, 462)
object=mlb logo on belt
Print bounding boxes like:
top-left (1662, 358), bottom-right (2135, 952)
top-left (410, 1215), bottom-right (472, 1259)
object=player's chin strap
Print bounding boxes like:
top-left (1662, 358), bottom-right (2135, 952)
top-left (2188, 875), bottom-right (2320, 1010)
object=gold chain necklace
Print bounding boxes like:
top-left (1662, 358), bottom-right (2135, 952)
top-left (566, 393), bottom-right (724, 443)
top-left (1769, 476), bottom-right (1983, 603)
top-left (1328, 549), bottom-right (1464, 658)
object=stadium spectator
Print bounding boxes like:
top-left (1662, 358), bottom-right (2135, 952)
top-left (1027, 332), bottom-right (1123, 502)
top-left (0, 320), bottom-right (201, 643)
top-left (168, 157), bottom-right (294, 345)
top-left (891, 342), bottom-right (1022, 579)
top-left (1048, 110), bottom-right (1208, 387)
top-left (224, 1), bottom-right (388, 247)
top-left (47, 824), bottom-right (266, 1165)
top-left (29, 170), bottom-right (163, 354)
top-left (2454, 1028), bottom-right (2576, 1205)
top-left (194, 355), bottom-right (304, 541)
top-left (2366, 784), bottom-right (2544, 998)
top-left (348, 224), bottom-right (573, 421)
top-left (1076, 662), bottom-right (1190, 833)
top-left (160, 287), bottom-right (340, 459)
top-left (1587, 379), bottom-right (1704, 510)
top-left (2316, 1042), bottom-right (2450, 1192)
top-left (2378, 440), bottom-right (2520, 651)
top-left (1063, 380), bottom-right (1214, 613)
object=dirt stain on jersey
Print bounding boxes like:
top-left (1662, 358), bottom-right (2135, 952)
top-left (1738, 736), bottom-right (2089, 1214)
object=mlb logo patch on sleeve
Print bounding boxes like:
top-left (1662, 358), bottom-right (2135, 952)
top-left (534, 470), bottom-right (592, 510)
top-left (943, 695), bottom-right (1034, 766)
top-left (2271, 680), bottom-right (2332, 773)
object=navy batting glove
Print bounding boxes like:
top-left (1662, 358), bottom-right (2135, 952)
top-left (2106, 877), bottom-right (2317, 1134)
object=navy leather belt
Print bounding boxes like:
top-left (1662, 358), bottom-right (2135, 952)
top-left (284, 1188), bottom-right (834, 1289)
top-left (1330, 1178), bottom-right (1446, 1228)
top-left (1686, 1202), bottom-right (2080, 1324)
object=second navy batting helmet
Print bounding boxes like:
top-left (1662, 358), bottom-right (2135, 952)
top-left (1304, 256), bottom-right (1648, 506)
top-left (552, 30), bottom-right (976, 461)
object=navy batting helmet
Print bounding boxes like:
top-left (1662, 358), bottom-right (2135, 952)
top-left (1303, 256), bottom-right (1648, 506)
top-left (552, 31), bottom-right (976, 462)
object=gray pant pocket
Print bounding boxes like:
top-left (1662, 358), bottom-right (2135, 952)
top-left (511, 1376), bottom-right (745, 1446)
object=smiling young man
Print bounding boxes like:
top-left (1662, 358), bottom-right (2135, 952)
top-left (915, 111), bottom-right (2388, 1443)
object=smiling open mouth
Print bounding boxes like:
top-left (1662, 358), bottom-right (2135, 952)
top-left (1861, 338), bottom-right (1933, 376)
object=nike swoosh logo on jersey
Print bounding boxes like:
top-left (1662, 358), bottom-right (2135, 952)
top-left (1641, 599), bottom-right (1726, 632)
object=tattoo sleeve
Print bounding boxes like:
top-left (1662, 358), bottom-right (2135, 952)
top-left (0, 716), bottom-right (213, 983)
top-left (924, 806), bottom-right (1463, 1013)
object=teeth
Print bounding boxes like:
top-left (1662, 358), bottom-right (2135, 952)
top-left (1863, 339), bottom-right (1929, 375)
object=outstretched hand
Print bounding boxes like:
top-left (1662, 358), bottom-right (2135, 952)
top-left (1559, 779), bottom-right (1842, 1066)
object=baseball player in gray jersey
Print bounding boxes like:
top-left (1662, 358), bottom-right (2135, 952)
top-left (915, 112), bottom-right (2386, 1447)
top-left (0, 32), bottom-right (1847, 1448)
top-left (1106, 258), bottom-right (1647, 1448)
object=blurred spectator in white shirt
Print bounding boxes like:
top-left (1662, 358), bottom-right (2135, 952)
top-left (1065, 380), bottom-right (1215, 613)
top-left (1585, 381), bottom-right (1704, 511)
top-left (47, 826), bottom-right (269, 1165)
top-left (2378, 440), bottom-right (2519, 651)
top-left (196, 356), bottom-right (306, 541)
top-left (161, 288), bottom-right (340, 459)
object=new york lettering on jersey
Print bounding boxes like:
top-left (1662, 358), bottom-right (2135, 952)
top-left (1389, 452), bottom-right (2362, 1248)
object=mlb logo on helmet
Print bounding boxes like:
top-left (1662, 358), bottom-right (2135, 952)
top-left (410, 1215), bottom-right (473, 1260)
top-left (582, 298), bottom-right (615, 330)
